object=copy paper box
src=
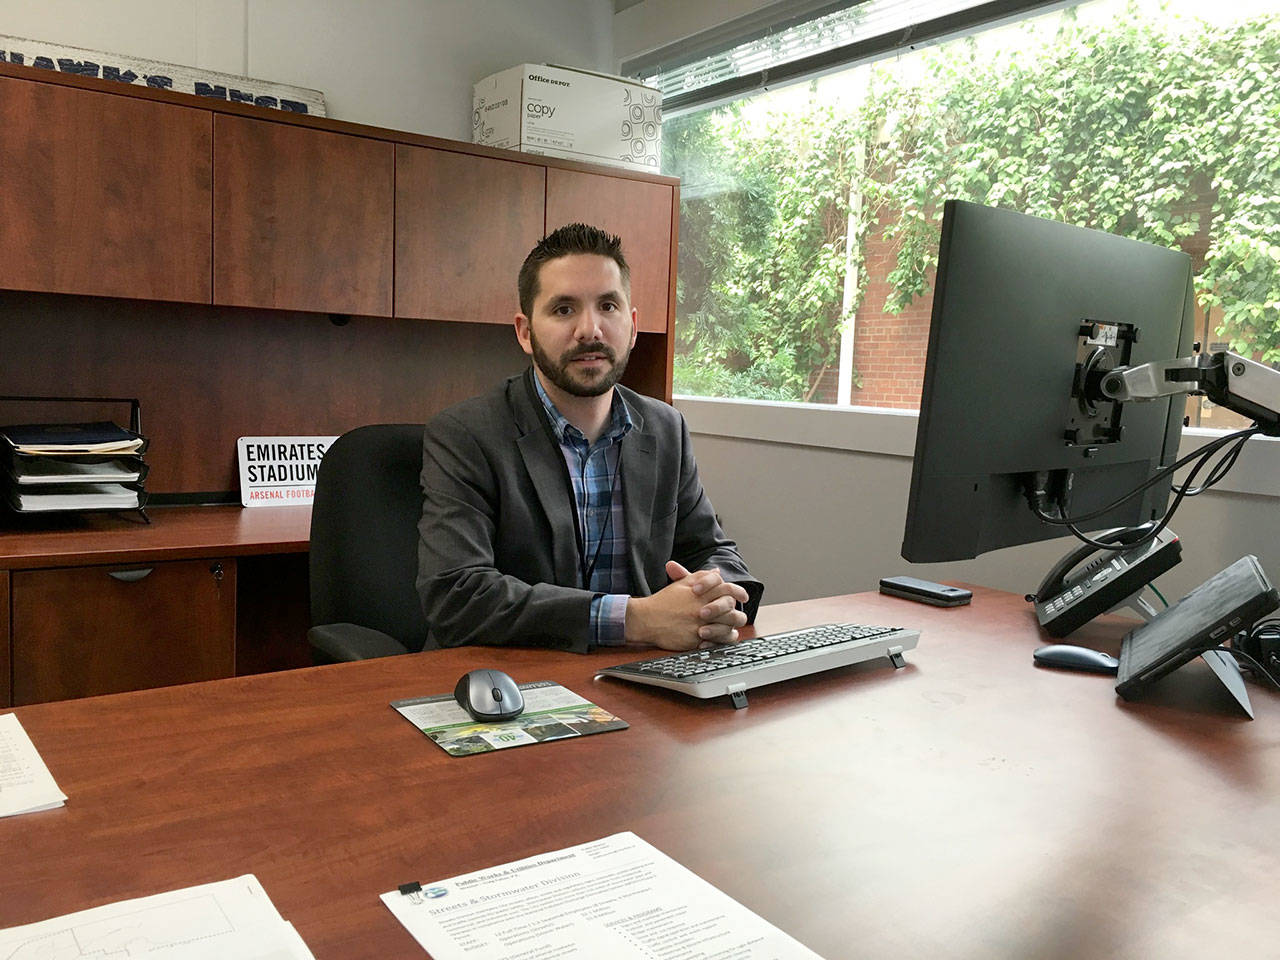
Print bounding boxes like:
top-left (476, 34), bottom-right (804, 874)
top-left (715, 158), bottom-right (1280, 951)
top-left (473, 63), bottom-right (661, 172)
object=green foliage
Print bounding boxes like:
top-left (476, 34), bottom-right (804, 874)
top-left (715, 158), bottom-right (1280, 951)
top-left (865, 7), bottom-right (1280, 359)
top-left (668, 93), bottom-right (867, 401)
top-left (672, 354), bottom-right (804, 401)
top-left (670, 3), bottom-right (1280, 399)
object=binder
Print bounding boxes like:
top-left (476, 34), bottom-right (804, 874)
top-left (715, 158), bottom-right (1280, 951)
top-left (0, 421), bottom-right (147, 456)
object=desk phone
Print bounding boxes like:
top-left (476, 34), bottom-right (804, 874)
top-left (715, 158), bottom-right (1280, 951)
top-left (1031, 526), bottom-right (1182, 638)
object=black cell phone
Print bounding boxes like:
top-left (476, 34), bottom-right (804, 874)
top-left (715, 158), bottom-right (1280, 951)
top-left (879, 576), bottom-right (973, 607)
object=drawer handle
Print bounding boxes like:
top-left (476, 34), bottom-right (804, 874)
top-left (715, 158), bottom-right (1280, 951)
top-left (108, 568), bottom-right (153, 583)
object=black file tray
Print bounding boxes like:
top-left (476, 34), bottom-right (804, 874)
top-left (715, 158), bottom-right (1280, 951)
top-left (0, 396), bottom-right (151, 523)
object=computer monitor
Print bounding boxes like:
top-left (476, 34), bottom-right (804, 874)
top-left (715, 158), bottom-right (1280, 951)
top-left (901, 200), bottom-right (1195, 563)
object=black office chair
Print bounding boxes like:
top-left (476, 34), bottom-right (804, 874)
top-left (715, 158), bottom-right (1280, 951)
top-left (307, 423), bottom-right (433, 662)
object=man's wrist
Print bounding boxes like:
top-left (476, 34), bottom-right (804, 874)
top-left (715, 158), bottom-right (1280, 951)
top-left (622, 593), bottom-right (653, 647)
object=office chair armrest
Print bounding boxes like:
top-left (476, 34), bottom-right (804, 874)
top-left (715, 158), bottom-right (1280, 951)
top-left (308, 622), bottom-right (411, 662)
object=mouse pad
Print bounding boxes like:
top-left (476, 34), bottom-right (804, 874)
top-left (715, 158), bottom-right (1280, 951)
top-left (392, 681), bottom-right (628, 757)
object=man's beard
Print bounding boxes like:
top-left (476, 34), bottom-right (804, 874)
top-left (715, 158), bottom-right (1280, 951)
top-left (530, 332), bottom-right (631, 398)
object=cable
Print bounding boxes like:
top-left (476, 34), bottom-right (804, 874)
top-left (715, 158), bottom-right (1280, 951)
top-left (1031, 425), bottom-right (1261, 551)
top-left (1039, 426), bottom-right (1258, 526)
top-left (1174, 429), bottom-right (1254, 496)
top-left (1249, 617), bottom-right (1280, 639)
top-left (1149, 584), bottom-right (1168, 607)
top-left (1060, 457), bottom-right (1197, 549)
top-left (1063, 426), bottom-right (1254, 522)
top-left (1211, 645), bottom-right (1280, 693)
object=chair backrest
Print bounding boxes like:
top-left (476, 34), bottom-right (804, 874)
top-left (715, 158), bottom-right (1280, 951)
top-left (309, 424), bottom-right (430, 652)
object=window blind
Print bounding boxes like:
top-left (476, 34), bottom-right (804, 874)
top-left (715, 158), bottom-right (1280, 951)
top-left (626, 0), bottom-right (1068, 113)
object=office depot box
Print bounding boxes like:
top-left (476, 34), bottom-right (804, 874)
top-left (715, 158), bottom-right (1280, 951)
top-left (473, 64), bottom-right (661, 172)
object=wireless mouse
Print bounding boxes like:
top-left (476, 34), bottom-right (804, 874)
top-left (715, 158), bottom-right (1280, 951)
top-left (1033, 644), bottom-right (1120, 674)
top-left (454, 668), bottom-right (525, 722)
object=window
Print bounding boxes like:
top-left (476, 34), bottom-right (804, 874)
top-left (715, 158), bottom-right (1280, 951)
top-left (651, 0), bottom-right (1280, 432)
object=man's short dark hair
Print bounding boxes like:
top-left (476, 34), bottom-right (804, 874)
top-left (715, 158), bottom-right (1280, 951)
top-left (518, 223), bottom-right (631, 317)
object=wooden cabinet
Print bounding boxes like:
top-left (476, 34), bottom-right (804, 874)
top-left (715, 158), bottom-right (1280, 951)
top-left (11, 559), bottom-right (237, 705)
top-left (0, 506), bottom-right (311, 706)
top-left (546, 168), bottom-right (674, 333)
top-left (213, 114), bottom-right (394, 316)
top-left (396, 146), bottom-right (545, 323)
top-left (0, 65), bottom-right (681, 704)
top-left (0, 75), bottom-right (212, 303)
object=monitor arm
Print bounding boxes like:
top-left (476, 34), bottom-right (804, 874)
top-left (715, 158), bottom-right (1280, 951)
top-left (1097, 351), bottom-right (1280, 436)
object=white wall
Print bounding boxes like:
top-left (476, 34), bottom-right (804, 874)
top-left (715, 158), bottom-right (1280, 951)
top-left (681, 401), bottom-right (1280, 608)
top-left (0, 0), bottom-right (614, 138)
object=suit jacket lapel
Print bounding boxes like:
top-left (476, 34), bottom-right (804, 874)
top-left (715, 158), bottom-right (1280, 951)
top-left (511, 370), bottom-right (582, 587)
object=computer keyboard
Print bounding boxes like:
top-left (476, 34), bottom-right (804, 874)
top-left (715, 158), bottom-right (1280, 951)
top-left (596, 622), bottom-right (920, 708)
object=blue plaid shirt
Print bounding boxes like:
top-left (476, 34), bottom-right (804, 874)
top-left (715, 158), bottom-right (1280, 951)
top-left (533, 375), bottom-right (634, 647)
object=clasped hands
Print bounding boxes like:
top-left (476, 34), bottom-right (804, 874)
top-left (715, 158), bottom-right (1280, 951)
top-left (624, 560), bottom-right (749, 651)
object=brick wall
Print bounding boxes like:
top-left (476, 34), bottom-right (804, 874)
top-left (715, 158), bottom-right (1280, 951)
top-left (813, 190), bottom-right (1253, 423)
top-left (842, 213), bottom-right (936, 409)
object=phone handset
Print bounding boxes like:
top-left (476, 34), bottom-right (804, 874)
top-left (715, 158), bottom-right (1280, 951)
top-left (1029, 523), bottom-right (1182, 638)
top-left (1029, 522), bottom-right (1160, 604)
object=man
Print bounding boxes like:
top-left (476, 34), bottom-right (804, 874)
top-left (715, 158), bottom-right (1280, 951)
top-left (417, 223), bottom-right (762, 653)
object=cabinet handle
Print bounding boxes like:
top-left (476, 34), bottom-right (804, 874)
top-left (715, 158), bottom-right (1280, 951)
top-left (108, 568), bottom-right (153, 583)
top-left (210, 562), bottom-right (224, 582)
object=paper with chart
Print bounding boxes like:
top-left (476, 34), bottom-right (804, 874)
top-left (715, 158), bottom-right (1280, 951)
top-left (0, 874), bottom-right (315, 959)
top-left (0, 713), bottom-right (67, 817)
top-left (381, 831), bottom-right (826, 959)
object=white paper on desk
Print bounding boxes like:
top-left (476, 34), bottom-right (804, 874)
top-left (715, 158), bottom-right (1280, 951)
top-left (382, 831), bottom-right (825, 960)
top-left (0, 712), bottom-right (68, 817)
top-left (0, 873), bottom-right (315, 959)
top-left (144, 920), bottom-right (316, 960)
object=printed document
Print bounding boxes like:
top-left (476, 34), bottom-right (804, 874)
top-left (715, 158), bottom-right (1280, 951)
top-left (0, 712), bottom-right (67, 817)
top-left (382, 831), bottom-right (825, 959)
top-left (392, 681), bottom-right (627, 756)
top-left (7, 482), bottom-right (141, 512)
top-left (0, 874), bottom-right (315, 959)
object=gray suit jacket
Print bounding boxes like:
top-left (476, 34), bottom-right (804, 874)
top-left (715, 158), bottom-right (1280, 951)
top-left (417, 369), bottom-right (762, 653)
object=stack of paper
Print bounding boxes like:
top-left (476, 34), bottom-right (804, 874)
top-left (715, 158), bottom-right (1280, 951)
top-left (383, 831), bottom-right (827, 959)
top-left (1, 421), bottom-right (149, 514)
top-left (0, 713), bottom-right (66, 817)
top-left (0, 875), bottom-right (316, 959)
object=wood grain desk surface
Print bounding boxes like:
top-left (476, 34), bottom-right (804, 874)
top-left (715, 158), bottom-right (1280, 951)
top-left (0, 504), bottom-right (312, 568)
top-left (3, 586), bottom-right (1277, 959)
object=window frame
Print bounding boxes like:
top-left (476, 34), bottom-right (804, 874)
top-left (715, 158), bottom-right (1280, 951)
top-left (656, 0), bottom-right (1280, 489)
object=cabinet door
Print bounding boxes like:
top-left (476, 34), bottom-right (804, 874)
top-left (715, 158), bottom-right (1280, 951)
top-left (545, 169), bottom-right (673, 334)
top-left (12, 559), bottom-right (236, 705)
top-left (396, 147), bottom-right (544, 323)
top-left (0, 76), bottom-right (212, 303)
top-left (214, 114), bottom-right (393, 316)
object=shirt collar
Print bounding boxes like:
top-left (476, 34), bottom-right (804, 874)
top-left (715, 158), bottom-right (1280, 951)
top-left (532, 370), bottom-right (633, 446)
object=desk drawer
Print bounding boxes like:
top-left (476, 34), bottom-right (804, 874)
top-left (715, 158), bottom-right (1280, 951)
top-left (12, 558), bottom-right (236, 705)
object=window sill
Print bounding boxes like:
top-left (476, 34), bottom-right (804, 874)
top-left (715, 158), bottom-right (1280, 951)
top-left (675, 395), bottom-right (1280, 499)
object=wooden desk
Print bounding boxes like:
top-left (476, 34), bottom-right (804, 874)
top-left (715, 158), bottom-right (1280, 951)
top-left (2, 587), bottom-right (1276, 958)
top-left (0, 503), bottom-right (311, 569)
